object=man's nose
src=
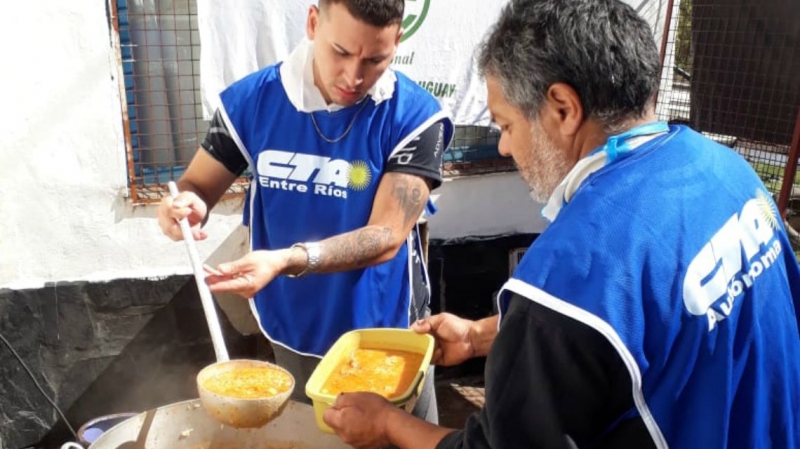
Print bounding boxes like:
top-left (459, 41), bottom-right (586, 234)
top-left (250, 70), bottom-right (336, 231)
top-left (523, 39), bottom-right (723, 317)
top-left (497, 135), bottom-right (512, 157)
top-left (343, 61), bottom-right (364, 88)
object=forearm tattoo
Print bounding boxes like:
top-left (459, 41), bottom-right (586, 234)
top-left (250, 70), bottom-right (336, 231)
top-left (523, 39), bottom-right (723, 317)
top-left (318, 227), bottom-right (393, 272)
top-left (315, 175), bottom-right (428, 272)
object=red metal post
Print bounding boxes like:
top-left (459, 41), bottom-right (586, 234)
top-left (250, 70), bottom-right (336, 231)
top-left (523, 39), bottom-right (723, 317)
top-left (777, 108), bottom-right (800, 219)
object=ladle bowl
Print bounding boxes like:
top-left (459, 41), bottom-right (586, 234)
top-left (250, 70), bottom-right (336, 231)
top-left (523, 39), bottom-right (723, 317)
top-left (168, 182), bottom-right (292, 428)
top-left (197, 359), bottom-right (295, 428)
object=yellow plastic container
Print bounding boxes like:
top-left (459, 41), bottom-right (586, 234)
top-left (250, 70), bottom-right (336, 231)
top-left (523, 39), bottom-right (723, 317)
top-left (305, 328), bottom-right (434, 433)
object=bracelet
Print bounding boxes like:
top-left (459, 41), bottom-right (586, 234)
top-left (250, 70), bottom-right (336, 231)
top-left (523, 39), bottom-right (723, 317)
top-left (287, 242), bottom-right (321, 278)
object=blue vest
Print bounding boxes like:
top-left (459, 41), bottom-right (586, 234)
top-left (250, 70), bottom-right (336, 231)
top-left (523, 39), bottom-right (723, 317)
top-left (500, 126), bottom-right (800, 448)
top-left (219, 64), bottom-right (453, 356)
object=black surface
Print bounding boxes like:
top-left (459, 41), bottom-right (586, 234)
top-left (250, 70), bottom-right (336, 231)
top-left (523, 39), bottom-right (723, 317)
top-left (0, 277), bottom-right (258, 449)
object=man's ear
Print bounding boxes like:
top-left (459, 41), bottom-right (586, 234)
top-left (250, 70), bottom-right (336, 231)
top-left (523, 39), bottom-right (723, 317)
top-left (540, 82), bottom-right (584, 137)
top-left (306, 5), bottom-right (320, 40)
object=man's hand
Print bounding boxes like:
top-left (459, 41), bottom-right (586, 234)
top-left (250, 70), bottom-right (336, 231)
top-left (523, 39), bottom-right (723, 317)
top-left (323, 393), bottom-right (396, 449)
top-left (205, 250), bottom-right (292, 297)
top-left (157, 190), bottom-right (209, 241)
top-left (412, 313), bottom-right (477, 366)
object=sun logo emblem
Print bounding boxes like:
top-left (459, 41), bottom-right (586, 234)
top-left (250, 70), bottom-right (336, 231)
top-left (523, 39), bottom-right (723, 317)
top-left (756, 189), bottom-right (780, 231)
top-left (348, 160), bottom-right (372, 191)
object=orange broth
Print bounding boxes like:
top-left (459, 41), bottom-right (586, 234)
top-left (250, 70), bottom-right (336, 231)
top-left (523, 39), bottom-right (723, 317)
top-left (203, 367), bottom-right (293, 399)
top-left (321, 348), bottom-right (423, 399)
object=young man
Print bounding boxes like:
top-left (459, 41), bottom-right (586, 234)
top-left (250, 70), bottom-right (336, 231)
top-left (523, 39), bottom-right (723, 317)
top-left (157, 0), bottom-right (453, 423)
top-left (322, 0), bottom-right (800, 447)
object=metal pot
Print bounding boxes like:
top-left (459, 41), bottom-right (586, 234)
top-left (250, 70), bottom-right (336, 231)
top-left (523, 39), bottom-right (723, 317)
top-left (61, 398), bottom-right (348, 449)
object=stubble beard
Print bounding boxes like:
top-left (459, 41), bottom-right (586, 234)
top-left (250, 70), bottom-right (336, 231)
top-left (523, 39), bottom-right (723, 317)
top-left (519, 122), bottom-right (573, 204)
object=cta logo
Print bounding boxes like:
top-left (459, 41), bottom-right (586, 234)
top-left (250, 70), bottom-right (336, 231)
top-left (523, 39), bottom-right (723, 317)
top-left (256, 150), bottom-right (372, 199)
top-left (683, 190), bottom-right (783, 331)
top-left (400, 0), bottom-right (430, 43)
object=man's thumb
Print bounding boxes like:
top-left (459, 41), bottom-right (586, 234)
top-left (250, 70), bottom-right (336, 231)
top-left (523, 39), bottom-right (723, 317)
top-left (413, 314), bottom-right (447, 334)
top-left (411, 318), bottom-right (432, 334)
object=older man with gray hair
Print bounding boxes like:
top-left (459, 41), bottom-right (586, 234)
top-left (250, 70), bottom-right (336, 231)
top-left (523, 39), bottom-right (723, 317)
top-left (323, 0), bottom-right (800, 448)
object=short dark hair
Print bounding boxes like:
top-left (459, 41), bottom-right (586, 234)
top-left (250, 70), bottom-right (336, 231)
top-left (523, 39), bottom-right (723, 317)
top-left (478, 0), bottom-right (661, 131)
top-left (319, 0), bottom-right (404, 28)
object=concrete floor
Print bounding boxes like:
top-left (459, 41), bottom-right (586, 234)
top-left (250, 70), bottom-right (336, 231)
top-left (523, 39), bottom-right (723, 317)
top-left (435, 376), bottom-right (485, 429)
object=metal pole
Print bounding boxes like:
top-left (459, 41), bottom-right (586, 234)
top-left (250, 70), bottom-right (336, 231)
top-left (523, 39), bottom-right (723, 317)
top-left (654, 0), bottom-right (677, 106)
top-left (777, 108), bottom-right (800, 219)
top-left (659, 0), bottom-right (677, 69)
top-left (108, 0), bottom-right (139, 203)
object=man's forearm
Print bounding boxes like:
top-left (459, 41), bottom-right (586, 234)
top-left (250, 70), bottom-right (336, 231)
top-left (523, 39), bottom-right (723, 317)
top-left (385, 407), bottom-right (456, 449)
top-left (277, 225), bottom-right (399, 277)
top-left (471, 315), bottom-right (500, 357)
top-left (316, 226), bottom-right (397, 272)
top-left (281, 172), bottom-right (430, 275)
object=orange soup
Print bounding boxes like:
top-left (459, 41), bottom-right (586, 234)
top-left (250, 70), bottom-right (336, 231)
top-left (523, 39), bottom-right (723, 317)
top-left (321, 348), bottom-right (423, 399)
top-left (203, 367), bottom-right (293, 399)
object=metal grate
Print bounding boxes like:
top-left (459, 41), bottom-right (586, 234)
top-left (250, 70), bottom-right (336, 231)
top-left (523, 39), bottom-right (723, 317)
top-left (508, 247), bottom-right (528, 276)
top-left (110, 0), bottom-right (798, 207)
top-left (655, 0), bottom-right (800, 213)
top-left (108, 0), bottom-right (512, 200)
top-left (110, 0), bottom-right (248, 203)
top-left (443, 125), bottom-right (515, 177)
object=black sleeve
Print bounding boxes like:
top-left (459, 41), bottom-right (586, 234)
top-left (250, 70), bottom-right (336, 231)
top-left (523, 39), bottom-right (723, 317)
top-left (436, 293), bottom-right (656, 449)
top-left (200, 109), bottom-right (249, 176)
top-left (385, 120), bottom-right (446, 189)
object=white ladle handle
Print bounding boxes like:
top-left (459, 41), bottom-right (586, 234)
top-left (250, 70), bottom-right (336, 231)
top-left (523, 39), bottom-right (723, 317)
top-left (168, 181), bottom-right (230, 362)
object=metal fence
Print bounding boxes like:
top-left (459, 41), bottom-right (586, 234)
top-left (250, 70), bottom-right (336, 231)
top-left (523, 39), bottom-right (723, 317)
top-left (110, 0), bottom-right (799, 206)
top-left (111, 0), bottom-right (207, 202)
top-left (442, 126), bottom-right (516, 177)
top-left (655, 0), bottom-right (800, 221)
top-left (109, 0), bottom-right (519, 202)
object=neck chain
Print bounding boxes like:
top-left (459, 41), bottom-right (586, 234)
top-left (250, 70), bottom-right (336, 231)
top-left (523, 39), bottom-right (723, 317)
top-left (310, 99), bottom-right (370, 144)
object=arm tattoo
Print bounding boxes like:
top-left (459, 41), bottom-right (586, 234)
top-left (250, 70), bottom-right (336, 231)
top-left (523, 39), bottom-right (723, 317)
top-left (313, 175), bottom-right (427, 272)
top-left (392, 176), bottom-right (426, 227)
top-left (318, 227), bottom-right (393, 272)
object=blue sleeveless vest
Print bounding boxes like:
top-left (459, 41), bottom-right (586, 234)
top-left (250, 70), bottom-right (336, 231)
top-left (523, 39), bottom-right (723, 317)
top-left (500, 126), bottom-right (800, 448)
top-left (219, 64), bottom-right (453, 356)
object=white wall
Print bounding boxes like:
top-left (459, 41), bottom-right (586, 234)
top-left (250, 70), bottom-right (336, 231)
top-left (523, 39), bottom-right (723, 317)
top-left (0, 2), bottom-right (243, 290)
top-left (429, 172), bottom-right (549, 240)
top-left (0, 2), bottom-right (550, 290)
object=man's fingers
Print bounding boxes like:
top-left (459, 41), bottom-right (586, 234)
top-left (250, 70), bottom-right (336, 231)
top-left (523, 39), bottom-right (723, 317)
top-left (431, 347), bottom-right (444, 365)
top-left (164, 223), bottom-right (184, 241)
top-left (167, 201), bottom-right (193, 221)
top-left (411, 318), bottom-right (432, 334)
top-left (206, 275), bottom-right (254, 295)
top-left (333, 392), bottom-right (357, 408)
top-left (322, 405), bottom-right (344, 430)
top-left (412, 314), bottom-right (446, 333)
top-left (192, 228), bottom-right (208, 241)
top-left (218, 259), bottom-right (247, 275)
top-left (203, 264), bottom-right (224, 276)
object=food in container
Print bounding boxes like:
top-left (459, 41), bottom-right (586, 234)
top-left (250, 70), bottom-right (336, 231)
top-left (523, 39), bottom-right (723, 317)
top-left (321, 348), bottom-right (424, 399)
top-left (306, 328), bottom-right (434, 433)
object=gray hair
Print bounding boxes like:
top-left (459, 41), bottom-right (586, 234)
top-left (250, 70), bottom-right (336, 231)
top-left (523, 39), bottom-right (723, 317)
top-left (478, 0), bottom-right (661, 131)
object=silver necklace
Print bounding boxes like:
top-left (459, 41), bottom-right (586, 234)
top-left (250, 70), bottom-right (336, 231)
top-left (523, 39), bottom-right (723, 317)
top-left (310, 99), bottom-right (370, 144)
